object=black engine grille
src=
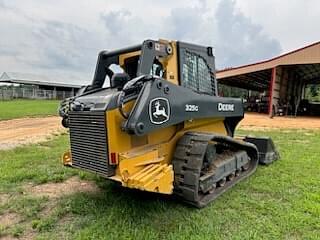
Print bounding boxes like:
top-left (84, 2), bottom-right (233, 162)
top-left (69, 111), bottom-right (114, 177)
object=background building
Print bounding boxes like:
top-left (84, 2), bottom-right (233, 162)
top-left (217, 41), bottom-right (320, 117)
top-left (0, 72), bottom-right (89, 100)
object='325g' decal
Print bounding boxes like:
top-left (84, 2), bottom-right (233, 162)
top-left (185, 104), bottom-right (199, 112)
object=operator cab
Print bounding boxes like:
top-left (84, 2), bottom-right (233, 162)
top-left (85, 39), bottom-right (217, 96)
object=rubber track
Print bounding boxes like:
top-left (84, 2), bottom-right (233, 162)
top-left (173, 132), bottom-right (259, 208)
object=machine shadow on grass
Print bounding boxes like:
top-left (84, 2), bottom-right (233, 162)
top-left (84, 178), bottom-right (186, 209)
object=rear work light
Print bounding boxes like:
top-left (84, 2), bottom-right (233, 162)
top-left (110, 152), bottom-right (118, 165)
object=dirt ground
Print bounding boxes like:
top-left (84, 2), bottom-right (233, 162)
top-left (239, 113), bottom-right (320, 130)
top-left (0, 116), bottom-right (65, 150)
top-left (0, 177), bottom-right (99, 240)
top-left (24, 176), bottom-right (100, 199)
top-left (0, 213), bottom-right (20, 228)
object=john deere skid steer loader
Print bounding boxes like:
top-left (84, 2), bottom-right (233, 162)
top-left (59, 39), bottom-right (279, 207)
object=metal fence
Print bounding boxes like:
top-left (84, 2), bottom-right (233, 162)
top-left (0, 88), bottom-right (74, 100)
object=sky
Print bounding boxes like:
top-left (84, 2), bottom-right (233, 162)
top-left (0, 0), bottom-right (319, 83)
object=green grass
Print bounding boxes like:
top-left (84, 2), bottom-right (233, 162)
top-left (0, 133), bottom-right (77, 192)
top-left (0, 130), bottom-right (320, 239)
top-left (0, 99), bottom-right (60, 120)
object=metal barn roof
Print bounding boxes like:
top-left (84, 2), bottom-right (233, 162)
top-left (0, 72), bottom-right (89, 88)
top-left (216, 41), bottom-right (320, 91)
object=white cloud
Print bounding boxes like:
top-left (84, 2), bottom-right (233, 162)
top-left (235, 0), bottom-right (320, 52)
top-left (0, 0), bottom-right (318, 82)
top-left (214, 0), bottom-right (281, 67)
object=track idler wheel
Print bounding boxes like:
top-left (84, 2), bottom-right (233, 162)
top-left (227, 172), bottom-right (235, 181)
top-left (218, 177), bottom-right (226, 187)
top-left (242, 158), bottom-right (251, 171)
top-left (208, 183), bottom-right (216, 194)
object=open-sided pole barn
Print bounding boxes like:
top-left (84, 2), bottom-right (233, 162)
top-left (217, 42), bottom-right (320, 117)
top-left (0, 72), bottom-right (89, 99)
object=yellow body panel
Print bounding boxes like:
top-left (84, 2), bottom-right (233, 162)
top-left (106, 103), bottom-right (135, 165)
top-left (125, 163), bottom-right (173, 194)
top-left (158, 40), bottom-right (179, 85)
top-left (119, 51), bottom-right (141, 66)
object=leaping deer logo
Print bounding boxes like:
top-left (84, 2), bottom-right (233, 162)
top-left (149, 98), bottom-right (170, 124)
top-left (153, 100), bottom-right (168, 119)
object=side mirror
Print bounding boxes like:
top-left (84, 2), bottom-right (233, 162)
top-left (111, 73), bottom-right (130, 90)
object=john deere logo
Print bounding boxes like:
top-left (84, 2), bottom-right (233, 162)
top-left (149, 98), bottom-right (170, 124)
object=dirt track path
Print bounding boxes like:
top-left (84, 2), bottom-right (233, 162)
top-left (0, 116), bottom-right (65, 150)
top-left (239, 113), bottom-right (320, 130)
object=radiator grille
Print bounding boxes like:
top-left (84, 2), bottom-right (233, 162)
top-left (69, 111), bottom-right (114, 177)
